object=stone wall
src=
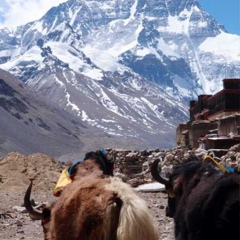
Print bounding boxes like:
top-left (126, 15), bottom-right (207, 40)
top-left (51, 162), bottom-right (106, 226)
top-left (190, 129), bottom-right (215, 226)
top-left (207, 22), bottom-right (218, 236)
top-left (108, 144), bottom-right (240, 187)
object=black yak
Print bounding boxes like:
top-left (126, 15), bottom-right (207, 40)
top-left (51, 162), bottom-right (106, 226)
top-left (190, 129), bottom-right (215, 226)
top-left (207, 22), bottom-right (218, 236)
top-left (151, 156), bottom-right (240, 240)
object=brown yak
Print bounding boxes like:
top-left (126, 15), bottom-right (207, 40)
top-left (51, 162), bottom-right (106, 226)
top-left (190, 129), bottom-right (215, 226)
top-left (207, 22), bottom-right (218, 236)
top-left (25, 150), bottom-right (159, 240)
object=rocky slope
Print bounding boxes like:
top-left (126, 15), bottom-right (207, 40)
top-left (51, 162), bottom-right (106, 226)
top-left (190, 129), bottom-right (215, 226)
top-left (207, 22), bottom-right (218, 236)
top-left (0, 69), bottom-right (169, 160)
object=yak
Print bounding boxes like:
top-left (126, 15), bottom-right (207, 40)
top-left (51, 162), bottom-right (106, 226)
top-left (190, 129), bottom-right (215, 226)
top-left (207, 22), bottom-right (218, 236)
top-left (25, 150), bottom-right (159, 240)
top-left (151, 156), bottom-right (240, 240)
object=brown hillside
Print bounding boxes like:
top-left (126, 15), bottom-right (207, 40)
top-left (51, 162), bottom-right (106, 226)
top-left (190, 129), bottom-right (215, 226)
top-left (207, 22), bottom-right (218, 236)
top-left (0, 152), bottom-right (63, 192)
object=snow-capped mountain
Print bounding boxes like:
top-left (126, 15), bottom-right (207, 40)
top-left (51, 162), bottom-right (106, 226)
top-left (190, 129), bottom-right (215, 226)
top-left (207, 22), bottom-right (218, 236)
top-left (0, 0), bottom-right (239, 149)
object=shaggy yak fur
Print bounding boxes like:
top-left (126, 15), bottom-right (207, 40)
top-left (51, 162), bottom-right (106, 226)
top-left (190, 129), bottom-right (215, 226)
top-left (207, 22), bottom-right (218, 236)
top-left (25, 152), bottom-right (159, 240)
top-left (151, 156), bottom-right (240, 240)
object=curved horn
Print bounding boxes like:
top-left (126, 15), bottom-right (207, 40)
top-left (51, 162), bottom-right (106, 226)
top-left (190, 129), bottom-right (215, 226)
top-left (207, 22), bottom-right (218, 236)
top-left (151, 159), bottom-right (170, 186)
top-left (24, 180), bottom-right (43, 220)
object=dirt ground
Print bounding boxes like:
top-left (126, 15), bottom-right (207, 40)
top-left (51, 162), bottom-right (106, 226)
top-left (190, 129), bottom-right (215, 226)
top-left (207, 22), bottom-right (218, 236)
top-left (0, 152), bottom-right (174, 240)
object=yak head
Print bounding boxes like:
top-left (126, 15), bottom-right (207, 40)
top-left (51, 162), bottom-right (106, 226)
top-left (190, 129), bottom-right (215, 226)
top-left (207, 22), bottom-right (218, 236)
top-left (151, 157), bottom-right (201, 218)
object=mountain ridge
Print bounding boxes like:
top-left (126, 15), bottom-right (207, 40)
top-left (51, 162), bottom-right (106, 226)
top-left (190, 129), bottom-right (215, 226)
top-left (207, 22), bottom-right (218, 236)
top-left (0, 0), bottom-right (239, 154)
top-left (0, 69), bottom-right (173, 160)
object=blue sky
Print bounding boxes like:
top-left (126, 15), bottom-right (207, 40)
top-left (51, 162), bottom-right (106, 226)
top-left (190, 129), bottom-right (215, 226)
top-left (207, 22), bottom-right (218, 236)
top-left (198, 0), bottom-right (240, 35)
top-left (0, 0), bottom-right (239, 35)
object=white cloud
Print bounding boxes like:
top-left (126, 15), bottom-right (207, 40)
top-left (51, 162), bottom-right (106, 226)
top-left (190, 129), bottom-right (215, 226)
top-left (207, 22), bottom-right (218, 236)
top-left (0, 0), bottom-right (68, 29)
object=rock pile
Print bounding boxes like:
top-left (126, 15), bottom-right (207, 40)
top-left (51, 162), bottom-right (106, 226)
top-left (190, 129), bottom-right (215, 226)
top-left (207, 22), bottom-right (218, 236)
top-left (220, 144), bottom-right (240, 171)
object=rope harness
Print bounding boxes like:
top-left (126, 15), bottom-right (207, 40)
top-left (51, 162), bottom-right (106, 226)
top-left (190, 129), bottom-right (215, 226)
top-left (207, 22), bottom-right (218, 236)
top-left (203, 155), bottom-right (228, 174)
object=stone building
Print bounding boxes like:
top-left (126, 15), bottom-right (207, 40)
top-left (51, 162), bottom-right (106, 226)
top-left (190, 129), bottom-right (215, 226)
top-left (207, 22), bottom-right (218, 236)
top-left (176, 78), bottom-right (240, 151)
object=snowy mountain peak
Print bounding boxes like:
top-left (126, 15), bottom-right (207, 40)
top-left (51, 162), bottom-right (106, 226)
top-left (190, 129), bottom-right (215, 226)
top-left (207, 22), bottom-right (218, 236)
top-left (0, 0), bottom-right (239, 148)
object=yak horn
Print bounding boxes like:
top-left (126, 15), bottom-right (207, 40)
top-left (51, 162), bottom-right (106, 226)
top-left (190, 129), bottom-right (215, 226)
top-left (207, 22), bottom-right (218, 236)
top-left (24, 180), bottom-right (43, 220)
top-left (151, 159), bottom-right (170, 186)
